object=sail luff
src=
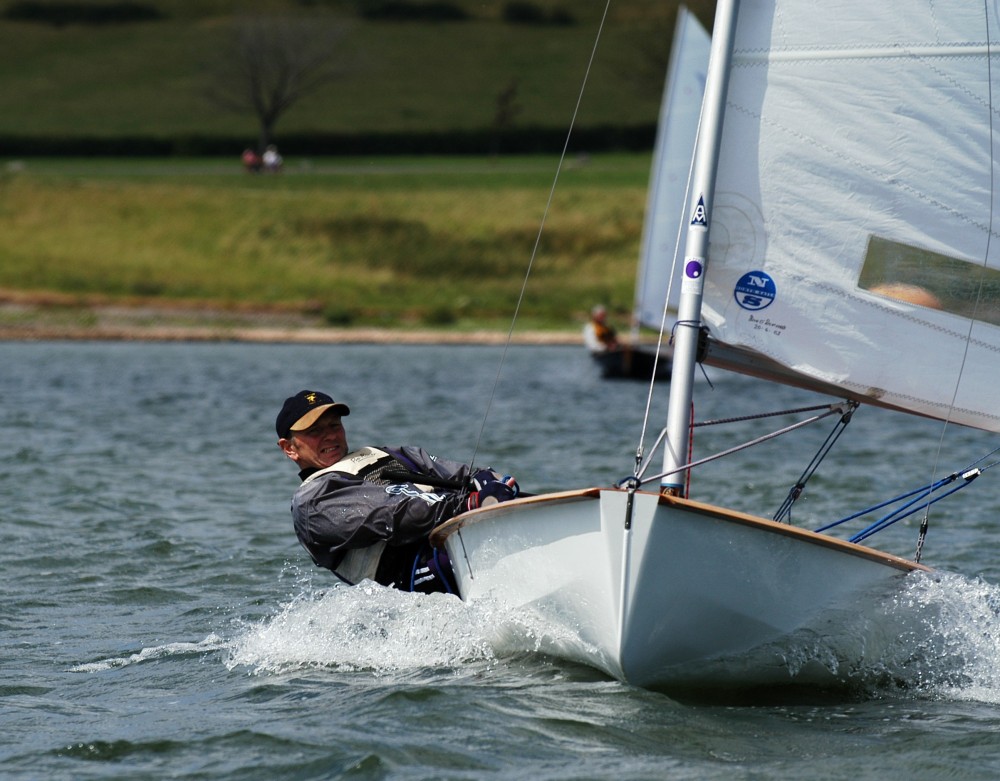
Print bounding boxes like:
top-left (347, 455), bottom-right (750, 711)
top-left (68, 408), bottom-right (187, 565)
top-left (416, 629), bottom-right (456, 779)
top-left (660, 0), bottom-right (742, 492)
top-left (632, 6), bottom-right (710, 338)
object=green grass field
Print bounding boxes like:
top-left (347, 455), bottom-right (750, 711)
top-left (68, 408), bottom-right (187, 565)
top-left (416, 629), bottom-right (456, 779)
top-left (0, 0), bottom-right (713, 140)
top-left (0, 1), bottom-right (711, 332)
top-left (0, 154), bottom-right (653, 330)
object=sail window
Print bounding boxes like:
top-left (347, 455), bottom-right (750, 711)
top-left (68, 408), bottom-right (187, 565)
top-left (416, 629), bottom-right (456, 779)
top-left (859, 235), bottom-right (1000, 325)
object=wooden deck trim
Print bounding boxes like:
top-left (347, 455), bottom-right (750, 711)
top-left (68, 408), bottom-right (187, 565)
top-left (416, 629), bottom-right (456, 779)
top-left (429, 488), bottom-right (601, 546)
top-left (660, 492), bottom-right (930, 573)
top-left (429, 487), bottom-right (930, 574)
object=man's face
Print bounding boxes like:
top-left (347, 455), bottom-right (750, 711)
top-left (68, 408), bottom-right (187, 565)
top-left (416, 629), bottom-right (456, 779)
top-left (279, 411), bottom-right (348, 470)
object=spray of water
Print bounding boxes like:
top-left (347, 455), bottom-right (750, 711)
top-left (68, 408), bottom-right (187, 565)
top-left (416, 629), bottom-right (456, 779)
top-left (874, 571), bottom-right (1000, 702)
top-left (74, 569), bottom-right (1000, 704)
top-left (225, 581), bottom-right (542, 676)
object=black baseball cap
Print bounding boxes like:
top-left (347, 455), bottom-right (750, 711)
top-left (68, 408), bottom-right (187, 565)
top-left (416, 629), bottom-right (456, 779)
top-left (275, 390), bottom-right (350, 438)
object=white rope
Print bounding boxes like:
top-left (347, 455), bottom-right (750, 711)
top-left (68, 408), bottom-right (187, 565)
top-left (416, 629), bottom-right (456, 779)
top-left (469, 0), bottom-right (614, 467)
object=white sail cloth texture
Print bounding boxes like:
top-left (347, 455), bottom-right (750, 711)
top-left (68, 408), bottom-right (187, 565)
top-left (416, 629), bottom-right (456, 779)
top-left (696, 0), bottom-right (1000, 432)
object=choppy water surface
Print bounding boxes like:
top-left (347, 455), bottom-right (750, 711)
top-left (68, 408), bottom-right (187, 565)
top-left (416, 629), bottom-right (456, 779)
top-left (4, 341), bottom-right (1000, 780)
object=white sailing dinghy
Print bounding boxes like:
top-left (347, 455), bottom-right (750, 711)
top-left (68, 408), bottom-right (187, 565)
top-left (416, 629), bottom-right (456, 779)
top-left (590, 7), bottom-right (710, 381)
top-left (433, 0), bottom-right (1000, 692)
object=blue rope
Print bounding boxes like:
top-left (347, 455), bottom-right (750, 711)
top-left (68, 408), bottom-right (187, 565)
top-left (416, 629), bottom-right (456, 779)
top-left (409, 546), bottom-right (456, 594)
top-left (814, 446), bottom-right (1000, 543)
top-left (410, 554), bottom-right (420, 592)
top-left (433, 548), bottom-right (455, 595)
top-left (848, 475), bottom-right (973, 544)
top-left (813, 476), bottom-right (955, 534)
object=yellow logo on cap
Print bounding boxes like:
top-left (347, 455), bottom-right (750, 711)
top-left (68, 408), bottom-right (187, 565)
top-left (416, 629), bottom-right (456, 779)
top-left (305, 392), bottom-right (318, 405)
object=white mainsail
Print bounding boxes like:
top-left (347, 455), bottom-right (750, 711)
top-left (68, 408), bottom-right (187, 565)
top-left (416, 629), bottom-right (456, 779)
top-left (632, 6), bottom-right (711, 332)
top-left (696, 0), bottom-right (1000, 432)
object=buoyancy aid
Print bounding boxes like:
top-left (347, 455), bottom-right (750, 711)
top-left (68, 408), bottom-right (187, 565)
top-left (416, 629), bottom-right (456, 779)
top-left (304, 447), bottom-right (457, 593)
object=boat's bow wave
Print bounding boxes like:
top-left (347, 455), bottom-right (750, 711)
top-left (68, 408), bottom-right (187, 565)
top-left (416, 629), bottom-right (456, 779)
top-left (656, 570), bottom-right (1000, 701)
top-left (224, 580), bottom-right (562, 676)
top-left (70, 635), bottom-right (228, 673)
top-left (208, 565), bottom-right (1000, 703)
top-left (881, 571), bottom-right (1000, 704)
top-left (69, 569), bottom-right (1000, 702)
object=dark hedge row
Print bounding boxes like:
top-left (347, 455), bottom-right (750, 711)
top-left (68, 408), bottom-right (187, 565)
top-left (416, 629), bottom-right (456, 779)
top-left (502, 2), bottom-right (574, 25)
top-left (356, 1), bottom-right (470, 21)
top-left (342, 1), bottom-right (575, 24)
top-left (2, 1), bottom-right (165, 25)
top-left (1, 0), bottom-right (574, 25)
top-left (0, 124), bottom-right (657, 158)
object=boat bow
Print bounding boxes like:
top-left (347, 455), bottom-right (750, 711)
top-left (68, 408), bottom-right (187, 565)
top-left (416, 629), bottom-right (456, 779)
top-left (433, 488), bottom-right (928, 690)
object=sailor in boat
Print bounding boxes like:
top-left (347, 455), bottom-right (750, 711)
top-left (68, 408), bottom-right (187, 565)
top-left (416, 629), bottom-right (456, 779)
top-left (582, 304), bottom-right (620, 353)
top-left (275, 390), bottom-right (519, 594)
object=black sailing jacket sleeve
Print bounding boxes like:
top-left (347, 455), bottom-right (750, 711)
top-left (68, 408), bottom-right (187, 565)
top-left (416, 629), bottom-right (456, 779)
top-left (289, 445), bottom-right (473, 571)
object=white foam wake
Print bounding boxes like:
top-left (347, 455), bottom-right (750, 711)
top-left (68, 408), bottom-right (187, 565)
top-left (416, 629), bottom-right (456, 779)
top-left (225, 581), bottom-right (526, 675)
top-left (71, 634), bottom-right (229, 673)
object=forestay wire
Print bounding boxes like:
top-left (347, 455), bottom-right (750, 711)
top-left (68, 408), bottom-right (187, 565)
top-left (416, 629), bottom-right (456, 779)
top-left (468, 0), bottom-right (613, 468)
top-left (633, 49), bottom-right (708, 480)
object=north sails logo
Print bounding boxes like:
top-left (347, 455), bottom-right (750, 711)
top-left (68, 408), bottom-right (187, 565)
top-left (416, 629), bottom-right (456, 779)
top-left (733, 271), bottom-right (776, 311)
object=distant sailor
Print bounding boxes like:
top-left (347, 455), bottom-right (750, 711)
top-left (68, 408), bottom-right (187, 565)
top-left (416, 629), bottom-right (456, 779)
top-left (583, 304), bottom-right (620, 353)
top-left (275, 390), bottom-right (520, 593)
top-left (868, 282), bottom-right (943, 310)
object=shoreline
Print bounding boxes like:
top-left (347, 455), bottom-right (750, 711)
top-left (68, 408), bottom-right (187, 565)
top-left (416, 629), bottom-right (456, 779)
top-left (0, 293), bottom-right (585, 344)
top-left (0, 323), bottom-right (581, 345)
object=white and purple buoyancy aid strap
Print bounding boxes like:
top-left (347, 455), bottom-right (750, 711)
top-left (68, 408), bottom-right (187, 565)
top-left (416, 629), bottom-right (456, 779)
top-left (303, 446), bottom-right (447, 492)
top-left (301, 447), bottom-right (397, 486)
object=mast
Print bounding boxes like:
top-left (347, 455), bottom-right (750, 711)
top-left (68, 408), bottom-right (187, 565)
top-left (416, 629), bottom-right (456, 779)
top-left (660, 0), bottom-right (741, 494)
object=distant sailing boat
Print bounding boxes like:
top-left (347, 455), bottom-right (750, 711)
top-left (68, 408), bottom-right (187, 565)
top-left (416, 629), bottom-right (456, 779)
top-left (587, 7), bottom-right (709, 381)
top-left (435, 0), bottom-right (1000, 694)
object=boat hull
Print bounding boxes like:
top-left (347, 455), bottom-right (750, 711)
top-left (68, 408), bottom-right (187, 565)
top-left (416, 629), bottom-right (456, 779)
top-left (591, 345), bottom-right (672, 381)
top-left (432, 489), bottom-right (928, 692)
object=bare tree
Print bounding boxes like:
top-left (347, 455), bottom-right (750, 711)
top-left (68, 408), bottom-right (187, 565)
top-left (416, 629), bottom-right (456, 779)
top-left (490, 79), bottom-right (522, 155)
top-left (207, 14), bottom-right (348, 153)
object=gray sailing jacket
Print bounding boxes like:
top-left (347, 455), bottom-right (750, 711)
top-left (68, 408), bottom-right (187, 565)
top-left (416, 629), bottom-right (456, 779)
top-left (290, 445), bottom-right (473, 586)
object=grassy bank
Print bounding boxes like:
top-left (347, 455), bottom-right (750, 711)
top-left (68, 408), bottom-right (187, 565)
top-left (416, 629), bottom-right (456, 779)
top-left (0, 154), bottom-right (651, 333)
top-left (0, 1), bottom-right (713, 143)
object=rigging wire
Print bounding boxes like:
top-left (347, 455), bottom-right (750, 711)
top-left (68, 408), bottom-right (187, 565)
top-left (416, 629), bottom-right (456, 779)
top-left (467, 0), bottom-right (613, 468)
top-left (772, 401), bottom-right (858, 524)
top-left (913, 1), bottom-right (998, 562)
top-left (623, 402), bottom-right (851, 488)
top-left (632, 402), bottom-right (839, 481)
top-left (633, 55), bottom-right (708, 478)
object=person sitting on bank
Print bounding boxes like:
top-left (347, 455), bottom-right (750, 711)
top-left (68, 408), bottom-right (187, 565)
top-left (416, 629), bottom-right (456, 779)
top-left (262, 144), bottom-right (283, 173)
top-left (583, 305), bottom-right (620, 352)
top-left (241, 147), bottom-right (262, 173)
top-left (276, 390), bottom-right (519, 594)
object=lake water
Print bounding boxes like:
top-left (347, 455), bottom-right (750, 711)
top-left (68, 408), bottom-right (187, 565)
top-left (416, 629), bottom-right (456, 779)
top-left (5, 340), bottom-right (1000, 780)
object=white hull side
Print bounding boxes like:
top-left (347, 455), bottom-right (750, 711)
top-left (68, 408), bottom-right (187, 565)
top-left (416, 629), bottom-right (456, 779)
top-left (434, 489), bottom-right (927, 691)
